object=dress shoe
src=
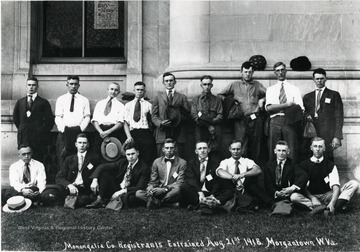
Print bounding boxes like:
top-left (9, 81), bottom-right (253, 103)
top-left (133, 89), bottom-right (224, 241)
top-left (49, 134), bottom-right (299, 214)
top-left (86, 198), bottom-right (106, 209)
top-left (309, 205), bottom-right (327, 215)
top-left (147, 198), bottom-right (160, 210)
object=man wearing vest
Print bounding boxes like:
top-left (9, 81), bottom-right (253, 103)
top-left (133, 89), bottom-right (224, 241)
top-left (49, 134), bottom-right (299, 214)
top-left (290, 137), bottom-right (359, 215)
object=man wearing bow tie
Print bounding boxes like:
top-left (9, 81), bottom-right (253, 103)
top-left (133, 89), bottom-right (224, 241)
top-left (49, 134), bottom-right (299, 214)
top-left (264, 140), bottom-right (300, 201)
top-left (136, 138), bottom-right (187, 209)
top-left (152, 72), bottom-right (190, 158)
top-left (86, 142), bottom-right (150, 209)
top-left (180, 141), bottom-right (230, 209)
top-left (4, 145), bottom-right (46, 203)
top-left (302, 68), bottom-right (344, 161)
top-left (55, 76), bottom-right (90, 167)
top-left (290, 137), bottom-right (359, 215)
top-left (13, 77), bottom-right (54, 163)
top-left (92, 82), bottom-right (131, 158)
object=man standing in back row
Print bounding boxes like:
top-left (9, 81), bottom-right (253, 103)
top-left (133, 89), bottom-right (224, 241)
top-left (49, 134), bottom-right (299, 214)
top-left (303, 68), bottom-right (344, 161)
top-left (218, 61), bottom-right (266, 163)
top-left (13, 77), bottom-right (54, 163)
top-left (266, 62), bottom-right (304, 163)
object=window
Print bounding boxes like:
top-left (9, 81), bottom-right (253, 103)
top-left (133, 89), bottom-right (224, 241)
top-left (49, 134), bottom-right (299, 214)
top-left (41, 1), bottom-right (125, 61)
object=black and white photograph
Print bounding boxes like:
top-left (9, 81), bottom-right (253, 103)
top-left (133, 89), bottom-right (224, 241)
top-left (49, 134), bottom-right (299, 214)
top-left (1, 0), bottom-right (360, 251)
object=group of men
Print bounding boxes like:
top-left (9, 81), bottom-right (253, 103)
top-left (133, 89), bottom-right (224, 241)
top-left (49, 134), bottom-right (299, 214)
top-left (4, 62), bottom-right (359, 216)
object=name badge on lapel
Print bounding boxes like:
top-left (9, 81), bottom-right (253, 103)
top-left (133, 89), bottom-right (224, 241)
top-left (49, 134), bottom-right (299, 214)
top-left (325, 98), bottom-right (331, 104)
top-left (324, 176), bottom-right (329, 184)
top-left (206, 174), bottom-right (213, 181)
top-left (250, 114), bottom-right (257, 120)
top-left (172, 171), bottom-right (178, 179)
top-left (26, 111), bottom-right (31, 117)
top-left (87, 163), bottom-right (94, 170)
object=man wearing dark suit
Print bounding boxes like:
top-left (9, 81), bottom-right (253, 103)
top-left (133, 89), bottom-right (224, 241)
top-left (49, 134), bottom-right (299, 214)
top-left (13, 77), bottom-right (54, 162)
top-left (152, 72), bottom-right (191, 158)
top-left (264, 140), bottom-right (300, 201)
top-left (181, 141), bottom-right (230, 208)
top-left (45, 133), bottom-right (101, 208)
top-left (303, 68), bottom-right (344, 161)
top-left (136, 138), bottom-right (187, 209)
top-left (86, 143), bottom-right (150, 209)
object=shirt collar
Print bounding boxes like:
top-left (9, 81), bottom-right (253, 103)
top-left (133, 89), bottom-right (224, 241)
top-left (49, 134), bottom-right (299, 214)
top-left (199, 157), bottom-right (209, 162)
top-left (77, 151), bottom-right (87, 158)
top-left (277, 159), bottom-right (286, 165)
top-left (310, 156), bottom-right (324, 163)
top-left (241, 79), bottom-right (254, 85)
top-left (21, 160), bottom-right (33, 166)
top-left (167, 89), bottom-right (175, 95)
top-left (68, 92), bottom-right (78, 97)
top-left (28, 93), bottom-right (37, 99)
top-left (230, 157), bottom-right (244, 163)
top-left (315, 86), bottom-right (326, 92)
top-left (277, 80), bottom-right (288, 86)
top-left (129, 159), bottom-right (138, 167)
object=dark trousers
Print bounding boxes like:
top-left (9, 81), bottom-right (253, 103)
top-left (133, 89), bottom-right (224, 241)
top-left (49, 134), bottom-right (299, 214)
top-left (234, 116), bottom-right (263, 163)
top-left (131, 129), bottom-right (156, 166)
top-left (56, 126), bottom-right (82, 170)
top-left (268, 116), bottom-right (299, 163)
top-left (4, 186), bottom-right (40, 202)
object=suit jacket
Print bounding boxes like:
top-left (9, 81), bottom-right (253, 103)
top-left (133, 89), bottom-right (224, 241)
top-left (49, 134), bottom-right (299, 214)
top-left (148, 156), bottom-right (187, 190)
top-left (13, 95), bottom-right (54, 147)
top-left (90, 158), bottom-right (150, 193)
top-left (303, 88), bottom-right (344, 142)
top-left (185, 157), bottom-right (221, 195)
top-left (55, 153), bottom-right (101, 191)
top-left (264, 158), bottom-right (295, 198)
top-left (151, 91), bottom-right (190, 143)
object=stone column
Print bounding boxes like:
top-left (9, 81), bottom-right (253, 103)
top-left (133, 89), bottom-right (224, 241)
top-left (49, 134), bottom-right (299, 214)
top-left (169, 1), bottom-right (210, 68)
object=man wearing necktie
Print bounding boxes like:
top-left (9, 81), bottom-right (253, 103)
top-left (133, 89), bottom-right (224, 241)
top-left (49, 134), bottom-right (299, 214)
top-left (151, 72), bottom-right (191, 158)
top-left (13, 77), bottom-right (54, 163)
top-left (86, 142), bottom-right (150, 209)
top-left (218, 62), bottom-right (267, 163)
top-left (123, 82), bottom-right (156, 166)
top-left (265, 62), bottom-right (304, 163)
top-left (180, 141), bottom-right (230, 209)
top-left (4, 145), bottom-right (46, 204)
top-left (45, 134), bottom-right (101, 208)
top-left (216, 140), bottom-right (274, 208)
top-left (303, 68), bottom-right (344, 162)
top-left (92, 82), bottom-right (131, 159)
top-left (290, 137), bottom-right (359, 216)
top-left (191, 75), bottom-right (223, 159)
top-left (264, 141), bottom-right (300, 202)
top-left (55, 76), bottom-right (90, 168)
top-left (136, 138), bottom-right (187, 209)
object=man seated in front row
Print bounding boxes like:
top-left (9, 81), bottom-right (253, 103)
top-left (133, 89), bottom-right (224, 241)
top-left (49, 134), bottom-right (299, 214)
top-left (136, 138), bottom-right (186, 209)
top-left (264, 140), bottom-right (300, 201)
top-left (290, 137), bottom-right (359, 215)
top-left (216, 140), bottom-right (274, 208)
top-left (5, 145), bottom-right (46, 204)
top-left (86, 142), bottom-right (149, 209)
top-left (51, 133), bottom-right (101, 208)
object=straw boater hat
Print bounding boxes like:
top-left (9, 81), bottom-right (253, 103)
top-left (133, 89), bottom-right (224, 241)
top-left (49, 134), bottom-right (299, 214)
top-left (3, 196), bottom-right (32, 213)
top-left (101, 137), bottom-right (124, 162)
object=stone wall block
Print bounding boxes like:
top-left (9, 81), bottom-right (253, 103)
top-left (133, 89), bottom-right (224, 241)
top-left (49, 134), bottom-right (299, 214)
top-left (210, 41), bottom-right (232, 63)
top-left (342, 14), bottom-right (360, 41)
top-left (143, 49), bottom-right (159, 74)
top-left (143, 1), bottom-right (159, 25)
top-left (171, 42), bottom-right (209, 66)
top-left (171, 16), bottom-right (209, 43)
top-left (143, 25), bottom-right (159, 49)
top-left (210, 1), bottom-right (232, 15)
top-left (159, 25), bottom-right (169, 50)
top-left (128, 24), bottom-right (139, 50)
top-left (158, 1), bottom-right (170, 26)
top-left (170, 1), bottom-right (209, 18)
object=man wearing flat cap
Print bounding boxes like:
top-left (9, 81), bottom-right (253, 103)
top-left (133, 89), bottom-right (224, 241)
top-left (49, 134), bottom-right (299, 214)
top-left (191, 75), bottom-right (223, 157)
top-left (152, 72), bottom-right (190, 158)
top-left (92, 82), bottom-right (132, 160)
top-left (302, 68), bottom-right (344, 161)
top-left (218, 61), bottom-right (266, 163)
top-left (266, 62), bottom-right (304, 163)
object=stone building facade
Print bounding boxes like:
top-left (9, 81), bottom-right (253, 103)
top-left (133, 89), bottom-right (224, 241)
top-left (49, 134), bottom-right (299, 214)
top-left (2, 1), bottom-right (360, 184)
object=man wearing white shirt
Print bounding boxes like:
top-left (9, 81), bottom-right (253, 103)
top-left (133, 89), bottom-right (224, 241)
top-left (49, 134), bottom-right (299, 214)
top-left (124, 81), bottom-right (156, 165)
top-left (5, 145), bottom-right (46, 203)
top-left (303, 68), bottom-right (344, 161)
top-left (55, 76), bottom-right (90, 167)
top-left (216, 140), bottom-right (274, 207)
top-left (266, 62), bottom-right (304, 162)
top-left (92, 82), bottom-right (131, 157)
top-left (290, 137), bottom-right (359, 215)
